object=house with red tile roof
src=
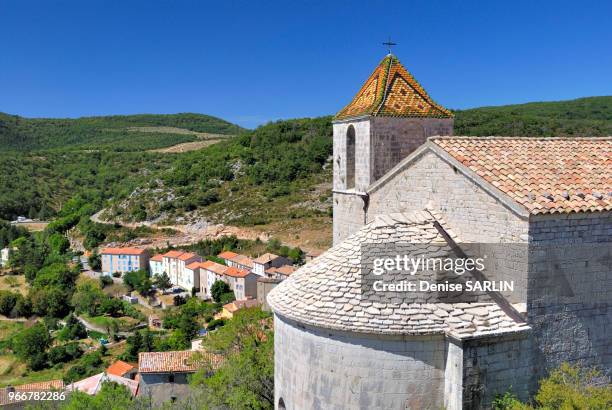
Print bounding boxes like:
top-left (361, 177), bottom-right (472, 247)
top-left (149, 254), bottom-right (164, 277)
top-left (265, 264), bottom-right (296, 280)
top-left (161, 250), bottom-right (201, 290)
top-left (199, 260), bottom-right (228, 299)
top-left (223, 267), bottom-right (258, 300)
top-left (100, 247), bottom-right (149, 276)
top-left (137, 350), bottom-right (222, 407)
top-left (218, 251), bottom-right (254, 271)
top-left (252, 253), bottom-right (290, 276)
top-left (219, 298), bottom-right (259, 319)
top-left (106, 360), bottom-right (137, 379)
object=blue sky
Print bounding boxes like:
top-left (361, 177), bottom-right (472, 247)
top-left (1, 1), bottom-right (611, 128)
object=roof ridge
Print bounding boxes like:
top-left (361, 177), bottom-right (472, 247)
top-left (430, 135), bottom-right (612, 140)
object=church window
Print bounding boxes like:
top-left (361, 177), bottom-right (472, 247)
top-left (346, 125), bottom-right (356, 189)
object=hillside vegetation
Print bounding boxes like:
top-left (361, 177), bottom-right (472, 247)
top-left (454, 96), bottom-right (612, 137)
top-left (1, 96), bottom-right (610, 236)
top-left (0, 112), bottom-right (244, 151)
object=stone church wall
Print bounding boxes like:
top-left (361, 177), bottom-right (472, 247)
top-left (367, 150), bottom-right (530, 304)
top-left (526, 212), bottom-right (612, 379)
top-left (274, 314), bottom-right (447, 410)
top-left (461, 333), bottom-right (533, 409)
top-left (369, 117), bottom-right (453, 182)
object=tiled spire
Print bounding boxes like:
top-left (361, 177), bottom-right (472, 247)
top-left (335, 55), bottom-right (453, 120)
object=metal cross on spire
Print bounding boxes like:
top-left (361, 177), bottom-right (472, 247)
top-left (382, 37), bottom-right (397, 55)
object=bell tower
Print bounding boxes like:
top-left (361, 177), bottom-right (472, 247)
top-left (332, 54), bottom-right (454, 244)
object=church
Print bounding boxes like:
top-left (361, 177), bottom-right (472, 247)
top-left (268, 54), bottom-right (611, 409)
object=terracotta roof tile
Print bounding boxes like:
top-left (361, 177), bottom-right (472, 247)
top-left (138, 350), bottom-right (222, 373)
top-left (162, 250), bottom-right (184, 258)
top-left (253, 253), bottom-right (281, 264)
top-left (186, 261), bottom-right (202, 270)
top-left (200, 260), bottom-right (228, 275)
top-left (101, 247), bottom-right (147, 256)
top-left (218, 251), bottom-right (239, 259)
top-left (178, 252), bottom-right (199, 261)
top-left (106, 360), bottom-right (135, 377)
top-left (335, 55), bottom-right (452, 120)
top-left (432, 137), bottom-right (612, 215)
top-left (150, 254), bottom-right (163, 262)
top-left (224, 267), bottom-right (251, 278)
top-left (224, 298), bottom-right (259, 313)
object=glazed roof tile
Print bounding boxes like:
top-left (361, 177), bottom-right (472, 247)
top-left (335, 54), bottom-right (452, 120)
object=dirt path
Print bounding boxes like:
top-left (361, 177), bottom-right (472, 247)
top-left (90, 210), bottom-right (271, 248)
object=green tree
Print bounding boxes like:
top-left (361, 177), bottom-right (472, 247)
top-left (71, 279), bottom-right (106, 315)
top-left (211, 280), bottom-right (231, 303)
top-left (190, 308), bottom-right (274, 409)
top-left (0, 291), bottom-right (18, 316)
top-left (11, 322), bottom-right (51, 369)
top-left (493, 363), bottom-right (612, 410)
top-left (88, 251), bottom-right (102, 271)
top-left (58, 314), bottom-right (87, 341)
top-left (153, 271), bottom-right (172, 292)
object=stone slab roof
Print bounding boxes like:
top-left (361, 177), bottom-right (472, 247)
top-left (433, 136), bottom-right (612, 214)
top-left (268, 211), bottom-right (529, 339)
top-left (335, 54), bottom-right (452, 120)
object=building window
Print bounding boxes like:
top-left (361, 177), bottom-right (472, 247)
top-left (346, 125), bottom-right (356, 189)
top-left (168, 374), bottom-right (175, 383)
top-left (279, 398), bottom-right (286, 410)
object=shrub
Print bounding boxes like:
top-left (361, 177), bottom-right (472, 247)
top-left (207, 319), bottom-right (225, 331)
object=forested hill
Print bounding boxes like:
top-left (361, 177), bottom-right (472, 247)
top-left (0, 112), bottom-right (245, 151)
top-left (454, 96), bottom-right (612, 137)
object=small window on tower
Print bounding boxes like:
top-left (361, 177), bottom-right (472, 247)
top-left (346, 125), bottom-right (356, 189)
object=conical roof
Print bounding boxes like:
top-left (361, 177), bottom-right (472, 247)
top-left (267, 211), bottom-right (528, 338)
top-left (335, 54), bottom-right (453, 120)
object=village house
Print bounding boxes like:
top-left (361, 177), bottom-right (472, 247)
top-left (107, 360), bottom-right (137, 380)
top-left (257, 277), bottom-right (282, 311)
top-left (149, 254), bottom-right (164, 277)
top-left (182, 261), bottom-right (201, 293)
top-left (224, 266), bottom-right (258, 300)
top-left (268, 53), bottom-right (612, 410)
top-left (218, 251), bottom-right (254, 271)
top-left (199, 260), bottom-right (228, 300)
top-left (138, 350), bottom-right (221, 407)
top-left (100, 247), bottom-right (149, 276)
top-left (265, 264), bottom-right (296, 280)
top-left (218, 298), bottom-right (259, 319)
top-left (252, 253), bottom-right (290, 276)
top-left (161, 250), bottom-right (200, 289)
